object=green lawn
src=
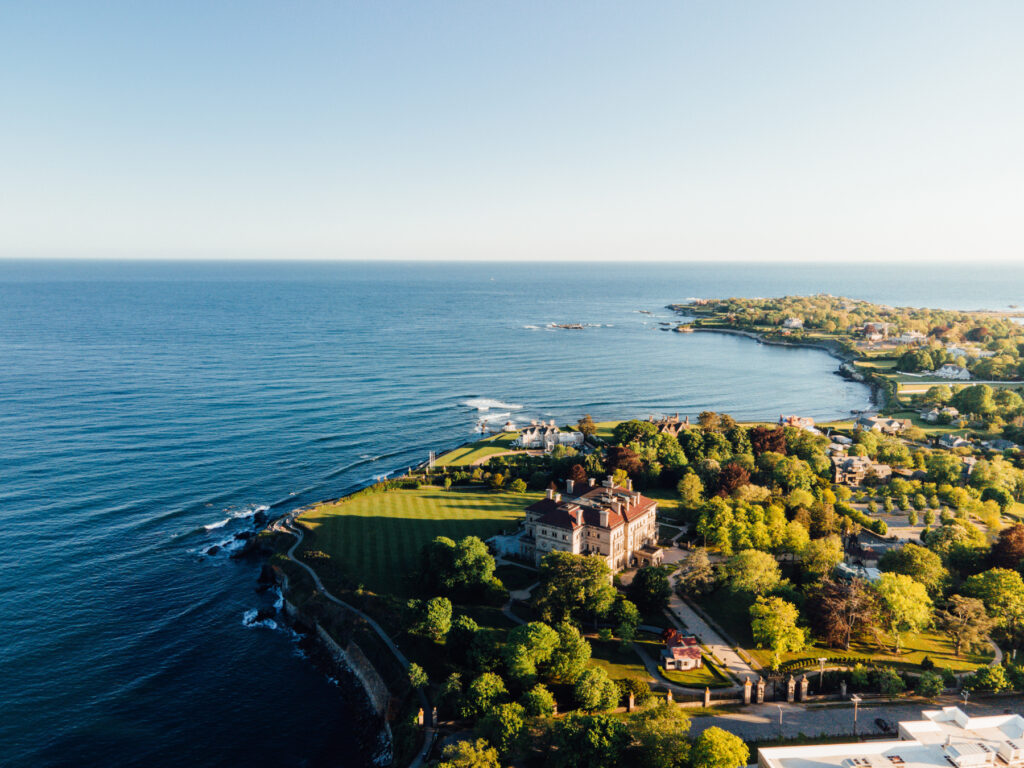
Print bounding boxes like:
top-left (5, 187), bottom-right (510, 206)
top-left (434, 432), bottom-right (523, 466)
top-left (494, 564), bottom-right (538, 592)
top-left (296, 485), bottom-right (538, 596)
top-left (589, 637), bottom-right (652, 681)
top-left (593, 421), bottom-right (622, 443)
top-left (662, 657), bottom-right (732, 689)
top-left (695, 589), bottom-right (990, 673)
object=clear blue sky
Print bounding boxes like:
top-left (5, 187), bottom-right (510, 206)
top-left (1, 1), bottom-right (1021, 261)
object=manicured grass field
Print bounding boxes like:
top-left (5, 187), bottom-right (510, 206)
top-left (662, 657), bottom-right (732, 689)
top-left (592, 421), bottom-right (622, 443)
top-left (588, 637), bottom-right (652, 681)
top-left (695, 589), bottom-right (990, 673)
top-left (297, 485), bottom-right (539, 596)
top-left (434, 432), bottom-right (522, 466)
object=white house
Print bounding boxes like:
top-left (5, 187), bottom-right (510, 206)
top-left (516, 420), bottom-right (584, 451)
top-left (898, 330), bottom-right (927, 345)
top-left (782, 317), bottom-right (804, 329)
top-left (662, 635), bottom-right (703, 671)
top-left (936, 364), bottom-right (971, 381)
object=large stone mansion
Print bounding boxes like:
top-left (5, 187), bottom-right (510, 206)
top-left (509, 476), bottom-right (663, 571)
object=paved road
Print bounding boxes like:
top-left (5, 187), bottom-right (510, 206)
top-left (666, 591), bottom-right (758, 685)
top-left (689, 695), bottom-right (1024, 742)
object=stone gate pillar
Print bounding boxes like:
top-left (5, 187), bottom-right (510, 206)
top-left (743, 677), bottom-right (752, 705)
top-left (756, 677), bottom-right (766, 704)
top-left (798, 674), bottom-right (809, 702)
top-left (704, 687), bottom-right (712, 708)
top-left (786, 675), bottom-right (796, 703)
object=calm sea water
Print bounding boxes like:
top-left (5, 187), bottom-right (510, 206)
top-left (1, 261), bottom-right (1022, 767)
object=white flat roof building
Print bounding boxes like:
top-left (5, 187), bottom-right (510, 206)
top-left (758, 708), bottom-right (1024, 768)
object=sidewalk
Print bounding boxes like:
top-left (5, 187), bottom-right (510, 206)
top-left (666, 592), bottom-right (757, 684)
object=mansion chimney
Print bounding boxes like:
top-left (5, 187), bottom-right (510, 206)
top-left (599, 508), bottom-right (609, 527)
top-left (566, 479), bottom-right (575, 494)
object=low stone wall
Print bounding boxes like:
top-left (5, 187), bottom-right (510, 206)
top-left (314, 623), bottom-right (392, 717)
top-left (279, 580), bottom-right (392, 718)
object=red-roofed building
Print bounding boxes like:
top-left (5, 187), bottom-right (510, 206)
top-left (515, 476), bottom-right (662, 571)
top-left (662, 634), bottom-right (703, 671)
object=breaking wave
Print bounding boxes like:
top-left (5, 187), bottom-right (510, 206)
top-left (462, 398), bottom-right (523, 411)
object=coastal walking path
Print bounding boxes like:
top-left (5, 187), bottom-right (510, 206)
top-left (276, 517), bottom-right (434, 768)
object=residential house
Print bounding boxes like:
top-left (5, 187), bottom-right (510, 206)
top-left (985, 438), bottom-right (1020, 453)
top-left (920, 406), bottom-right (959, 423)
top-left (517, 476), bottom-right (662, 571)
top-left (935, 364), bottom-right (971, 381)
top-left (862, 321), bottom-right (894, 338)
top-left (939, 434), bottom-right (971, 450)
top-left (898, 330), bottom-right (927, 345)
top-left (834, 562), bottom-right (882, 583)
top-left (856, 415), bottom-right (910, 435)
top-left (516, 420), bottom-right (584, 451)
top-left (648, 413), bottom-right (691, 437)
top-left (782, 317), bottom-right (804, 329)
top-left (832, 455), bottom-right (892, 485)
top-left (779, 414), bottom-right (815, 430)
top-left (661, 635), bottom-right (703, 671)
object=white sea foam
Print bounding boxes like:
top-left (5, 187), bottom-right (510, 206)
top-left (462, 398), bottom-right (523, 411)
top-left (480, 411), bottom-right (512, 423)
top-left (230, 503), bottom-right (268, 519)
top-left (522, 324), bottom-right (541, 330)
top-left (242, 608), bottom-right (278, 630)
top-left (203, 518), bottom-right (230, 531)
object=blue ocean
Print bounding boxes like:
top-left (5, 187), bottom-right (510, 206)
top-left (2, 260), bottom-right (1022, 767)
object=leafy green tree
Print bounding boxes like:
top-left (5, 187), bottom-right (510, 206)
top-left (952, 384), bottom-right (996, 417)
top-left (990, 523), bottom-right (1024, 569)
top-left (408, 663), bottom-right (429, 690)
top-left (677, 473), bottom-right (705, 509)
top-left (611, 596), bottom-right (641, 640)
top-left (922, 385), bottom-right (953, 405)
top-left (750, 596), bottom-right (805, 667)
top-left (963, 568), bottom-right (1024, 640)
top-left (877, 543), bottom-right (948, 597)
top-left (679, 548), bottom-right (716, 596)
top-left (448, 614), bottom-right (480, 656)
top-left (780, 520), bottom-right (810, 560)
top-left (925, 453), bottom-right (962, 485)
top-left (691, 726), bottom-right (750, 768)
top-left (549, 712), bottom-right (629, 768)
top-left (935, 596), bottom-right (993, 657)
top-left (461, 672), bottom-right (508, 718)
top-left (573, 667), bottom-right (620, 711)
top-left (803, 535), bottom-right (843, 582)
top-left (629, 565), bottom-right (673, 614)
top-left (437, 738), bottom-right (501, 768)
top-left (965, 664), bottom-right (1010, 693)
top-left (917, 671), bottom-right (944, 698)
top-left (612, 419), bottom-right (659, 445)
top-left (422, 535), bottom-right (496, 594)
top-left (520, 683), bottom-right (556, 717)
top-left (407, 596), bottom-right (452, 642)
top-left (577, 415), bottom-right (597, 438)
top-left (629, 700), bottom-right (691, 768)
top-left (877, 667), bottom-right (906, 695)
top-left (874, 573), bottom-right (933, 653)
top-left (725, 549), bottom-right (781, 595)
top-left (535, 551), bottom-right (616, 625)
top-left (509, 478), bottom-right (528, 493)
top-left (547, 621), bottom-right (592, 683)
top-left (503, 621), bottom-right (559, 686)
top-left (475, 702), bottom-right (526, 756)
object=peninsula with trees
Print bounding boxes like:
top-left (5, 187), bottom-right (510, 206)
top-left (247, 296), bottom-right (1024, 768)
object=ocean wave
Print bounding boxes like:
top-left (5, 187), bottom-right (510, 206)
top-left (203, 518), bottom-right (230, 531)
top-left (522, 324), bottom-right (541, 330)
top-left (242, 608), bottom-right (278, 630)
top-left (462, 398), bottom-right (523, 411)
